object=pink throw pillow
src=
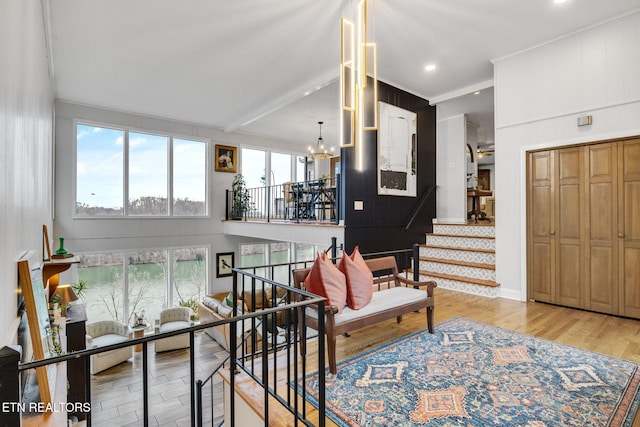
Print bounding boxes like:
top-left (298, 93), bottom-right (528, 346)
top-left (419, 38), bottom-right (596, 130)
top-left (305, 252), bottom-right (347, 314)
top-left (339, 246), bottom-right (373, 309)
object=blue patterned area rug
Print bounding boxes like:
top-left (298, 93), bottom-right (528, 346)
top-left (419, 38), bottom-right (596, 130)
top-left (300, 317), bottom-right (640, 426)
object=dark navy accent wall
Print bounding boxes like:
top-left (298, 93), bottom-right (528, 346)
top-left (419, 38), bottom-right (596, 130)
top-left (341, 80), bottom-right (436, 255)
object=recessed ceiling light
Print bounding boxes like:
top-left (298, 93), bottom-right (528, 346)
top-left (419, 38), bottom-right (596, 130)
top-left (424, 64), bottom-right (436, 72)
top-left (474, 91), bottom-right (481, 95)
top-left (554, 0), bottom-right (568, 3)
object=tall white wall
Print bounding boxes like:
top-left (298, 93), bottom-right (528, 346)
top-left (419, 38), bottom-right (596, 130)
top-left (1, 0), bottom-right (54, 347)
top-left (435, 114), bottom-right (466, 223)
top-left (494, 11), bottom-right (640, 301)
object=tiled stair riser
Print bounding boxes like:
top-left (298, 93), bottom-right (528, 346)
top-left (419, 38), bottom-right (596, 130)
top-left (425, 235), bottom-right (495, 251)
top-left (420, 274), bottom-right (498, 298)
top-left (433, 224), bottom-right (495, 237)
top-left (419, 261), bottom-right (495, 281)
top-left (419, 247), bottom-right (495, 264)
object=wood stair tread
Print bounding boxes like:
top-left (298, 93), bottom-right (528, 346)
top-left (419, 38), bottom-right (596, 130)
top-left (427, 233), bottom-right (495, 240)
top-left (409, 269), bottom-right (499, 288)
top-left (420, 244), bottom-right (495, 254)
top-left (420, 256), bottom-right (495, 270)
top-left (218, 363), bottom-right (324, 426)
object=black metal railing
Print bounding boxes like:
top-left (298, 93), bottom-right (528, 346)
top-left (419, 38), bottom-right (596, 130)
top-left (197, 269), bottom-right (326, 426)
top-left (2, 245), bottom-right (422, 427)
top-left (226, 175), bottom-right (341, 224)
top-left (1, 273), bottom-right (326, 427)
top-left (403, 184), bottom-right (437, 231)
top-left (240, 245), bottom-right (419, 286)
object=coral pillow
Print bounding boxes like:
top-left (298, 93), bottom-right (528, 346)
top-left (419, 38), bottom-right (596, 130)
top-left (304, 252), bottom-right (347, 314)
top-left (339, 246), bottom-right (373, 309)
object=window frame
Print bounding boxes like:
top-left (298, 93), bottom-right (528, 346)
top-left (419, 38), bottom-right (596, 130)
top-left (240, 145), bottom-right (307, 187)
top-left (73, 119), bottom-right (210, 218)
top-left (76, 244), bottom-right (210, 324)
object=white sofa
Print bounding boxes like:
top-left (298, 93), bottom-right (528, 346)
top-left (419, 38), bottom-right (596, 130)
top-left (86, 320), bottom-right (133, 375)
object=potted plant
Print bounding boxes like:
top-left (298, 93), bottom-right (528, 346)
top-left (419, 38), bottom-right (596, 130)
top-left (73, 279), bottom-right (89, 299)
top-left (231, 174), bottom-right (251, 220)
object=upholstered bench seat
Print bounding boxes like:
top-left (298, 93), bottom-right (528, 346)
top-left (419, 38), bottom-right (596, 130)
top-left (306, 287), bottom-right (428, 325)
top-left (293, 255), bottom-right (436, 374)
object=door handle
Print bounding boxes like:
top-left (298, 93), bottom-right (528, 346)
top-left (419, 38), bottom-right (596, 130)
top-left (550, 230), bottom-right (556, 236)
top-left (618, 233), bottom-right (625, 238)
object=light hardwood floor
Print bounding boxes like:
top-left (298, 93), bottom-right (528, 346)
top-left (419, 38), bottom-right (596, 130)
top-left (89, 288), bottom-right (640, 426)
top-left (221, 287), bottom-right (640, 426)
top-left (323, 287), bottom-right (640, 366)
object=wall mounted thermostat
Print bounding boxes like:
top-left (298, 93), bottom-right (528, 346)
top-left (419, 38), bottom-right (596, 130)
top-left (577, 115), bottom-right (593, 127)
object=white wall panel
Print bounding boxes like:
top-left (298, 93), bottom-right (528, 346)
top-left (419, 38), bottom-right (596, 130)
top-left (493, 11), bottom-right (640, 301)
top-left (435, 114), bottom-right (466, 223)
top-left (496, 12), bottom-right (640, 129)
top-left (1, 0), bottom-right (54, 346)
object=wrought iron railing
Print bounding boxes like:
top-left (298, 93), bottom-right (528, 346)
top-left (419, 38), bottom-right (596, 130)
top-left (2, 245), bottom-right (421, 427)
top-left (197, 269), bottom-right (326, 426)
top-left (403, 184), bottom-right (437, 231)
top-left (1, 273), bottom-right (326, 427)
top-left (225, 176), bottom-right (341, 224)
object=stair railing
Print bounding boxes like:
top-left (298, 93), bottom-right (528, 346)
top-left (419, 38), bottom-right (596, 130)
top-left (403, 184), bottom-right (437, 231)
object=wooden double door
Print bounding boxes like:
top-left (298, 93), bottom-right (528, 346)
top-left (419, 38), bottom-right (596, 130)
top-left (527, 138), bottom-right (640, 318)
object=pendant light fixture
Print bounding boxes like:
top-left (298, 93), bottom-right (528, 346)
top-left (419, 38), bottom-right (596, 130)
top-left (308, 121), bottom-right (333, 160)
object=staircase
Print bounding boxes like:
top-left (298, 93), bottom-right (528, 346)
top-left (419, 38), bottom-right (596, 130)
top-left (417, 223), bottom-right (499, 298)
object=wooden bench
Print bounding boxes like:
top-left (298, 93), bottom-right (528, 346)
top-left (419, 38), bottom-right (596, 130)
top-left (292, 256), bottom-right (437, 374)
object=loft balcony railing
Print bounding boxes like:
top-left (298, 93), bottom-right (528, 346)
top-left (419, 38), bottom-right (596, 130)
top-left (1, 271), bottom-right (327, 427)
top-left (225, 175), bottom-right (341, 224)
top-left (2, 246), bottom-right (421, 427)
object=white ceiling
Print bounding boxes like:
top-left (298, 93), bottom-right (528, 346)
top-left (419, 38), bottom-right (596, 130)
top-left (48, 0), bottom-right (640, 151)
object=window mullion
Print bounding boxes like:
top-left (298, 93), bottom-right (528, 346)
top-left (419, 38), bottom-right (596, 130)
top-left (167, 249), bottom-right (174, 308)
top-left (168, 137), bottom-right (173, 216)
top-left (123, 256), bottom-right (130, 323)
top-left (124, 130), bottom-right (130, 216)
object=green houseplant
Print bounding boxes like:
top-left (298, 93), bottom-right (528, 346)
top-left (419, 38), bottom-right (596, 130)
top-left (231, 174), bottom-right (251, 220)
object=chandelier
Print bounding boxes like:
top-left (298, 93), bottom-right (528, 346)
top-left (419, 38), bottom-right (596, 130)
top-left (308, 121), bottom-right (333, 160)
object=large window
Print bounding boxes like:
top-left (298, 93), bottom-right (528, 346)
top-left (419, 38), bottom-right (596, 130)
top-left (239, 241), bottom-right (327, 284)
top-left (241, 148), bottom-right (266, 188)
top-left (174, 138), bottom-right (207, 215)
top-left (77, 246), bottom-right (207, 324)
top-left (128, 132), bottom-right (168, 215)
top-left (296, 156), bottom-right (306, 182)
top-left (241, 148), bottom-right (307, 187)
top-left (271, 152), bottom-right (291, 185)
top-left (76, 123), bottom-right (207, 217)
top-left (76, 125), bottom-right (125, 215)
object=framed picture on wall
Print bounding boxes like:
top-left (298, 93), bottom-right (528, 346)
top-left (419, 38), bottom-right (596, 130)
top-left (377, 102), bottom-right (417, 197)
top-left (216, 252), bottom-right (234, 277)
top-left (215, 144), bottom-right (237, 173)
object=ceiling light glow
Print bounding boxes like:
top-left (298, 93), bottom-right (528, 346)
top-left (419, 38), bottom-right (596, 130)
top-left (424, 64), bottom-right (436, 72)
top-left (474, 91), bottom-right (480, 95)
top-left (553, 0), bottom-right (568, 3)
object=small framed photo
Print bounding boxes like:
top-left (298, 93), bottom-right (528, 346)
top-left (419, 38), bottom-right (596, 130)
top-left (215, 144), bottom-right (237, 173)
top-left (216, 252), bottom-right (235, 278)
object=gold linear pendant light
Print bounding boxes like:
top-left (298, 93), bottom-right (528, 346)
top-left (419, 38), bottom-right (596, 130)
top-left (340, 0), bottom-right (378, 171)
